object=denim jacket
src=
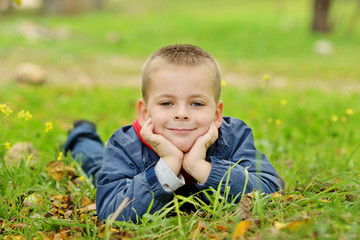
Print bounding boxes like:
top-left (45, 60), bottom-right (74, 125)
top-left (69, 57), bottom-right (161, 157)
top-left (96, 117), bottom-right (284, 222)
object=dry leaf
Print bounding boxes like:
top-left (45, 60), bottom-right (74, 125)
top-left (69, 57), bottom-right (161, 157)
top-left (233, 194), bottom-right (253, 219)
top-left (273, 220), bottom-right (304, 230)
top-left (46, 161), bottom-right (77, 182)
top-left (97, 225), bottom-right (119, 238)
top-left (232, 220), bottom-right (251, 240)
top-left (285, 194), bottom-right (303, 201)
top-left (81, 196), bottom-right (93, 206)
top-left (271, 192), bottom-right (283, 198)
top-left (77, 203), bottom-right (96, 214)
top-left (53, 228), bottom-right (71, 240)
top-left (3, 236), bottom-right (25, 240)
top-left (209, 232), bottom-right (229, 239)
top-left (216, 224), bottom-right (229, 231)
top-left (33, 232), bottom-right (52, 240)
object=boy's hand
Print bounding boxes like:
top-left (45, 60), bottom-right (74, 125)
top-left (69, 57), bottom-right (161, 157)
top-left (140, 118), bottom-right (183, 175)
top-left (182, 122), bottom-right (218, 184)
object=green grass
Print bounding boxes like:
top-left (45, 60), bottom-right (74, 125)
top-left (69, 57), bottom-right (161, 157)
top-left (1, 84), bottom-right (359, 239)
top-left (1, 0), bottom-right (360, 239)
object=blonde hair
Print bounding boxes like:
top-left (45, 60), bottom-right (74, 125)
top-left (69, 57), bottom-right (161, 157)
top-left (142, 44), bottom-right (221, 102)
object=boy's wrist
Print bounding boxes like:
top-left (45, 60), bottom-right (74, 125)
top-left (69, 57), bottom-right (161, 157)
top-left (183, 159), bottom-right (211, 184)
top-left (155, 158), bottom-right (185, 192)
top-left (162, 156), bottom-right (182, 175)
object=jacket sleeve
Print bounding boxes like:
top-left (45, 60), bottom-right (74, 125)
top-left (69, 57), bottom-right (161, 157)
top-left (95, 133), bottom-right (173, 223)
top-left (196, 120), bottom-right (284, 201)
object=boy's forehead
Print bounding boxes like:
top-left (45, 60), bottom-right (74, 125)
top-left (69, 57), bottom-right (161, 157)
top-left (147, 64), bottom-right (217, 98)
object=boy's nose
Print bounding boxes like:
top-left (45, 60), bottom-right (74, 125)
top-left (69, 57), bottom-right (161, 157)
top-left (174, 106), bottom-right (190, 120)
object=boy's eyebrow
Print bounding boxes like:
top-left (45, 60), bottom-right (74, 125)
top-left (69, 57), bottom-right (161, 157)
top-left (154, 93), bottom-right (210, 99)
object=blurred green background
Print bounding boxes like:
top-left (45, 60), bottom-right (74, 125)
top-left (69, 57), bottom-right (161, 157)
top-left (1, 0), bottom-right (359, 88)
top-left (0, 2), bottom-right (359, 238)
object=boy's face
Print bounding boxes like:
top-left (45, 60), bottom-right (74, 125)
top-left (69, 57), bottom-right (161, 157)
top-left (138, 64), bottom-right (223, 153)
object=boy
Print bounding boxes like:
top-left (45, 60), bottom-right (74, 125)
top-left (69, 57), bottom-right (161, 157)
top-left (64, 44), bottom-right (284, 223)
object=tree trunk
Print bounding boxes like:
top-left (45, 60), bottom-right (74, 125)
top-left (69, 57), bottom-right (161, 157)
top-left (0, 0), bottom-right (11, 12)
top-left (312, 0), bottom-right (333, 33)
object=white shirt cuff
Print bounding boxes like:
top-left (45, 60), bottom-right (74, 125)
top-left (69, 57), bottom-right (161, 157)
top-left (154, 158), bottom-right (185, 192)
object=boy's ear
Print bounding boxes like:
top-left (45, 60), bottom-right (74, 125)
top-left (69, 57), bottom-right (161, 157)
top-left (137, 98), bottom-right (148, 127)
top-left (214, 100), bottom-right (223, 129)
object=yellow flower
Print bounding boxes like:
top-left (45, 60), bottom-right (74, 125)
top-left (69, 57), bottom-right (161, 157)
top-left (331, 115), bottom-right (338, 122)
top-left (221, 79), bottom-right (227, 87)
top-left (1, 104), bottom-right (13, 117)
top-left (0, 104), bottom-right (5, 112)
top-left (18, 110), bottom-right (25, 118)
top-left (262, 74), bottom-right (270, 81)
top-left (45, 121), bottom-right (53, 133)
top-left (24, 111), bottom-right (32, 120)
top-left (345, 109), bottom-right (354, 116)
top-left (57, 152), bottom-right (63, 161)
top-left (5, 141), bottom-right (11, 150)
top-left (27, 153), bottom-right (33, 161)
top-left (280, 99), bottom-right (287, 106)
top-left (275, 119), bottom-right (282, 126)
top-left (18, 110), bottom-right (32, 120)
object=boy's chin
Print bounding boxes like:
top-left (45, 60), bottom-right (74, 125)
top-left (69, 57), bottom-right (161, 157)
top-left (174, 142), bottom-right (193, 153)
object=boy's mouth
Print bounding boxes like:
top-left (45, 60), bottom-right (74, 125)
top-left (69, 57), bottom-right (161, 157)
top-left (168, 128), bottom-right (194, 133)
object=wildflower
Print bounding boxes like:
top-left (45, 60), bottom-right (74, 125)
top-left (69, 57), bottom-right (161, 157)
top-left (24, 111), bottom-right (32, 120)
top-left (331, 115), bottom-right (338, 122)
top-left (221, 79), bottom-right (227, 87)
top-left (57, 152), bottom-right (63, 161)
top-left (18, 110), bottom-right (32, 120)
top-left (275, 119), bottom-right (282, 126)
top-left (45, 121), bottom-right (53, 133)
top-left (18, 110), bottom-right (25, 118)
top-left (27, 153), bottom-right (33, 161)
top-left (262, 74), bottom-right (270, 81)
top-left (280, 99), bottom-right (287, 106)
top-left (345, 109), bottom-right (354, 116)
top-left (267, 117), bottom-right (273, 124)
top-left (5, 141), bottom-right (11, 150)
top-left (0, 104), bottom-right (5, 112)
top-left (1, 104), bottom-right (13, 117)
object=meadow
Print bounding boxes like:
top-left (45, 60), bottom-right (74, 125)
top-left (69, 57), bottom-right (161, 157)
top-left (1, 0), bottom-right (359, 239)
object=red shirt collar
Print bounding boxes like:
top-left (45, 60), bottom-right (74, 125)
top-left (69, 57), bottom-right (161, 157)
top-left (132, 118), bottom-right (155, 152)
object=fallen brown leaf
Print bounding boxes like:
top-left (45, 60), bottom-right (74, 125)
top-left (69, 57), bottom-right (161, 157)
top-left (3, 235), bottom-right (25, 240)
top-left (232, 220), bottom-right (251, 240)
top-left (46, 161), bottom-right (77, 182)
top-left (233, 194), bottom-right (253, 219)
top-left (216, 224), bottom-right (229, 231)
top-left (273, 220), bottom-right (305, 230)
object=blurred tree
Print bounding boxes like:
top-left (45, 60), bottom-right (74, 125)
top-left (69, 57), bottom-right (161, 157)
top-left (0, 0), bottom-right (12, 11)
top-left (42, 0), bottom-right (103, 15)
top-left (312, 0), bottom-right (333, 32)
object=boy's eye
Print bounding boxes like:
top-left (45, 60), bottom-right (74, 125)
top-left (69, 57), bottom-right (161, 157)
top-left (192, 102), bottom-right (204, 107)
top-left (160, 101), bottom-right (172, 106)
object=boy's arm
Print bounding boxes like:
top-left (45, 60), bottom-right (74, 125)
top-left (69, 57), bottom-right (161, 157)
top-left (96, 132), bottom-right (175, 223)
top-left (195, 119), bottom-right (284, 200)
top-left (182, 122), bottom-right (218, 184)
top-left (140, 118), bottom-right (184, 175)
